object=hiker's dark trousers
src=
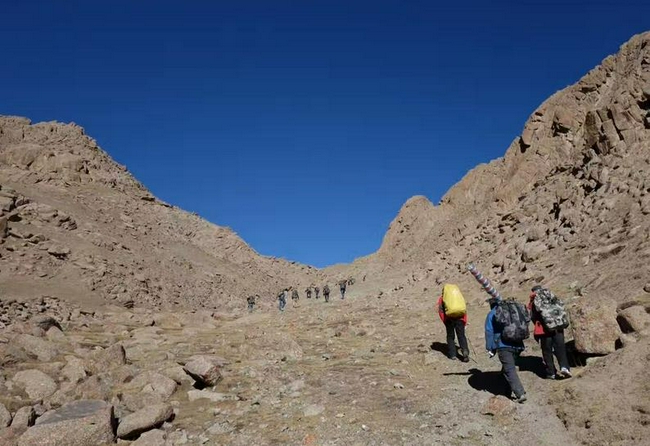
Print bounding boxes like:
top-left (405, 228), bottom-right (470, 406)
top-left (444, 318), bottom-right (468, 359)
top-left (498, 348), bottom-right (525, 398)
top-left (248, 303), bottom-right (254, 313)
top-left (539, 330), bottom-right (570, 376)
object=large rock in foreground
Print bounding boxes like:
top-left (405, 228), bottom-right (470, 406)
top-left (569, 301), bottom-right (621, 354)
top-left (18, 400), bottom-right (115, 446)
top-left (116, 403), bottom-right (174, 439)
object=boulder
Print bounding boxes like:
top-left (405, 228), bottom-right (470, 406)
top-left (0, 402), bottom-right (12, 428)
top-left (482, 395), bottom-right (516, 416)
top-left (13, 369), bottom-right (58, 399)
top-left (125, 371), bottom-right (177, 400)
top-left (47, 245), bottom-right (71, 259)
top-left (45, 327), bottom-right (66, 342)
top-left (116, 403), bottom-right (174, 439)
top-left (11, 406), bottom-right (36, 429)
top-left (18, 400), bottom-right (115, 446)
top-left (85, 344), bottom-right (126, 375)
top-left (132, 429), bottom-right (171, 446)
top-left (161, 365), bottom-right (193, 385)
top-left (617, 306), bottom-right (650, 333)
top-left (569, 301), bottom-right (621, 354)
top-left (183, 356), bottom-right (222, 387)
top-left (61, 356), bottom-right (87, 383)
top-left (12, 334), bottom-right (59, 361)
top-left (521, 241), bottom-right (546, 263)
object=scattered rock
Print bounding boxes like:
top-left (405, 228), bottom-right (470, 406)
top-left (303, 404), bottom-right (325, 417)
top-left (11, 406), bottom-right (36, 429)
top-left (393, 383), bottom-right (405, 389)
top-left (161, 365), bottom-right (193, 385)
top-left (85, 344), bottom-right (126, 374)
top-left (31, 316), bottom-right (62, 332)
top-left (13, 369), bottom-right (58, 399)
top-left (183, 356), bottom-right (222, 387)
top-left (132, 429), bottom-right (171, 446)
top-left (12, 334), bottom-right (59, 361)
top-left (18, 400), bottom-right (115, 446)
top-left (482, 395), bottom-right (516, 417)
top-left (0, 402), bottom-right (12, 428)
top-left (617, 306), bottom-right (650, 333)
top-left (187, 390), bottom-right (234, 403)
top-left (47, 245), bottom-right (71, 259)
top-left (117, 403), bottom-right (174, 440)
top-left (126, 371), bottom-right (178, 400)
top-left (61, 356), bottom-right (87, 383)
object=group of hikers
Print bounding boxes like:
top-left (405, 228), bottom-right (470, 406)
top-left (246, 278), bottom-right (353, 313)
top-left (439, 264), bottom-right (573, 404)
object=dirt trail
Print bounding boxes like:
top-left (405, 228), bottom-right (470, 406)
top-left (147, 287), bottom-right (578, 445)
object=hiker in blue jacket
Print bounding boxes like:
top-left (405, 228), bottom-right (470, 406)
top-left (485, 298), bottom-right (527, 403)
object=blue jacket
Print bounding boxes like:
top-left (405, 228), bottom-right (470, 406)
top-left (484, 307), bottom-right (525, 352)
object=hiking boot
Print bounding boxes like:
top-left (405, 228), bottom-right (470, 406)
top-left (448, 356), bottom-right (458, 361)
top-left (460, 356), bottom-right (470, 363)
top-left (515, 393), bottom-right (527, 404)
top-left (559, 367), bottom-right (572, 378)
top-left (545, 374), bottom-right (556, 380)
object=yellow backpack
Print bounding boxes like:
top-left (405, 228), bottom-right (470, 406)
top-left (442, 284), bottom-right (466, 318)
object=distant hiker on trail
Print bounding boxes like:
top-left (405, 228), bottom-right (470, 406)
top-left (305, 287), bottom-right (312, 299)
top-left (247, 295), bottom-right (257, 313)
top-left (323, 284), bottom-right (330, 302)
top-left (529, 285), bottom-right (572, 379)
top-left (278, 289), bottom-right (287, 312)
top-left (485, 297), bottom-right (529, 403)
top-left (339, 280), bottom-right (347, 299)
top-left (314, 286), bottom-right (320, 299)
top-left (291, 288), bottom-right (299, 303)
top-left (437, 284), bottom-right (469, 362)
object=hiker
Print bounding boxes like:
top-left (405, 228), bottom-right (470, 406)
top-left (305, 287), bottom-right (312, 299)
top-left (314, 286), bottom-right (320, 299)
top-left (339, 280), bottom-right (347, 299)
top-left (437, 284), bottom-right (469, 362)
top-left (529, 286), bottom-right (572, 379)
top-left (277, 289), bottom-right (287, 312)
top-left (323, 284), bottom-right (330, 302)
top-left (291, 288), bottom-right (299, 303)
top-left (485, 297), bottom-right (528, 403)
top-left (246, 295), bottom-right (256, 313)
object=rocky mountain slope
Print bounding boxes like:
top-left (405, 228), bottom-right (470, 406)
top-left (0, 117), bottom-right (321, 313)
top-left (343, 31), bottom-right (650, 305)
top-left (1, 31), bottom-right (650, 446)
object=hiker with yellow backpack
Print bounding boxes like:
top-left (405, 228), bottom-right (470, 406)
top-left (437, 284), bottom-right (469, 362)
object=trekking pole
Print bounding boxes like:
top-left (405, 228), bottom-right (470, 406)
top-left (466, 263), bottom-right (502, 301)
top-left (466, 336), bottom-right (479, 364)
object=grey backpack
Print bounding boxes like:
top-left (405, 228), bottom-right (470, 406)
top-left (533, 288), bottom-right (569, 331)
top-left (495, 298), bottom-right (531, 343)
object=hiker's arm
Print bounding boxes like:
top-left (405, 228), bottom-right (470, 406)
top-left (437, 297), bottom-right (445, 323)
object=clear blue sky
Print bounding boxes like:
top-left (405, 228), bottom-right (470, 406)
top-left (2, 1), bottom-right (648, 267)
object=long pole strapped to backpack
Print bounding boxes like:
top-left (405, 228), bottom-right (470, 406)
top-left (466, 263), bottom-right (502, 301)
